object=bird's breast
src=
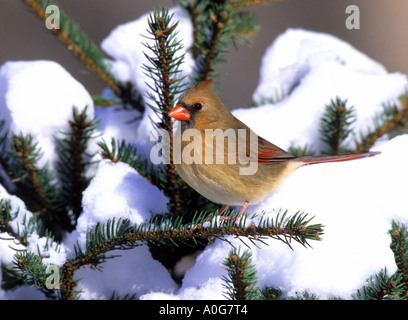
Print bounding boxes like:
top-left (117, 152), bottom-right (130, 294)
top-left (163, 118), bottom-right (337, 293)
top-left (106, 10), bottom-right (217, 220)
top-left (173, 128), bottom-right (300, 206)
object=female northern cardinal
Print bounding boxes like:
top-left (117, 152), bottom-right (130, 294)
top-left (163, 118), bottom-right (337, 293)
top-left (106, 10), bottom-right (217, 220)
top-left (169, 79), bottom-right (379, 218)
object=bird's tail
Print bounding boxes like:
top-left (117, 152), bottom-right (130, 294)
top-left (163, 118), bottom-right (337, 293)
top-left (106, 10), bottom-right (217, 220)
top-left (299, 151), bottom-right (380, 165)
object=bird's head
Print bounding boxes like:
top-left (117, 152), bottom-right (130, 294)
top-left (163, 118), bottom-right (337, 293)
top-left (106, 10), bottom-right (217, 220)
top-left (169, 79), bottom-right (231, 130)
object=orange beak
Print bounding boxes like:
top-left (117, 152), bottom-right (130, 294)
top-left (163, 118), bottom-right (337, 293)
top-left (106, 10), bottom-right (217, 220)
top-left (169, 105), bottom-right (191, 121)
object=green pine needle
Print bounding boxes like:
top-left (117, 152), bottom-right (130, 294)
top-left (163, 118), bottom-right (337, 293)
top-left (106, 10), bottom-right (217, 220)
top-left (55, 106), bottom-right (98, 220)
top-left (222, 248), bottom-right (260, 300)
top-left (354, 95), bottom-right (408, 153)
top-left (353, 268), bottom-right (404, 300)
top-left (9, 133), bottom-right (63, 227)
top-left (389, 220), bottom-right (408, 296)
top-left (320, 97), bottom-right (356, 154)
top-left (142, 7), bottom-right (189, 213)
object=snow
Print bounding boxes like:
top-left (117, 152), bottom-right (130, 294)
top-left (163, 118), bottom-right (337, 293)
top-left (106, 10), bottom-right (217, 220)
top-left (1, 8), bottom-right (408, 300)
top-left (252, 28), bottom-right (387, 104)
top-left (95, 104), bottom-right (141, 144)
top-left (0, 60), bottom-right (94, 171)
top-left (139, 134), bottom-right (408, 300)
top-left (237, 28), bottom-right (407, 153)
top-left (248, 135), bottom-right (408, 298)
top-left (73, 246), bottom-right (178, 300)
top-left (0, 183), bottom-right (67, 299)
top-left (60, 160), bottom-right (172, 299)
top-left (65, 160), bottom-right (168, 252)
top-left (101, 6), bottom-right (193, 98)
top-left (138, 28), bottom-right (408, 300)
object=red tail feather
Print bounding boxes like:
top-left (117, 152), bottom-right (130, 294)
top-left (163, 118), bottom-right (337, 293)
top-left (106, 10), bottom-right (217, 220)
top-left (300, 151), bottom-right (380, 165)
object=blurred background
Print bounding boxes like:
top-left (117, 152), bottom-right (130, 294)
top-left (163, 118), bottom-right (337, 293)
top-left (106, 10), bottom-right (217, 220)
top-left (1, 0), bottom-right (407, 109)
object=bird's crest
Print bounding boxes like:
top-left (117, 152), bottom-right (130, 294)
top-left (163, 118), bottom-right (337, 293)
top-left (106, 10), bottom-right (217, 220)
top-left (181, 79), bottom-right (216, 105)
top-left (192, 79), bottom-right (215, 91)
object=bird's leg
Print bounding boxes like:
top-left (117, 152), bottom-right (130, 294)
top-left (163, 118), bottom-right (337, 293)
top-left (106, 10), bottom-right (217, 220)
top-left (236, 201), bottom-right (249, 219)
top-left (206, 204), bottom-right (229, 222)
top-left (219, 201), bottom-right (249, 225)
top-left (217, 204), bottom-right (229, 216)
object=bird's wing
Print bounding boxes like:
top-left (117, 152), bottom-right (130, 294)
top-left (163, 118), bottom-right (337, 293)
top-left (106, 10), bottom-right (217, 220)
top-left (256, 136), bottom-right (296, 163)
top-left (233, 122), bottom-right (295, 163)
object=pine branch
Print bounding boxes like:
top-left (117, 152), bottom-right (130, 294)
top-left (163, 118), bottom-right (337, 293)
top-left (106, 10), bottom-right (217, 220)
top-left (182, 0), bottom-right (260, 84)
top-left (60, 217), bottom-right (139, 299)
top-left (353, 268), bottom-right (403, 300)
top-left (226, 11), bottom-right (259, 45)
top-left (288, 144), bottom-right (316, 157)
top-left (190, 1), bottom-right (231, 83)
top-left (13, 251), bottom-right (61, 299)
top-left (0, 199), bottom-right (18, 240)
top-left (354, 95), bottom-right (408, 153)
top-left (2, 196), bottom-right (62, 296)
top-left (58, 209), bottom-right (322, 299)
top-left (222, 249), bottom-right (260, 300)
top-left (288, 291), bottom-right (317, 300)
top-left (0, 107), bottom-right (98, 239)
top-left (320, 97), bottom-right (356, 154)
top-left (91, 95), bottom-right (121, 108)
top-left (259, 287), bottom-right (283, 300)
top-left (199, 9), bottom-right (226, 81)
top-left (142, 8), bottom-right (188, 213)
top-left (389, 220), bottom-right (408, 297)
top-left (109, 291), bottom-right (138, 300)
top-left (0, 264), bottom-right (26, 291)
top-left (14, 251), bottom-right (50, 287)
top-left (5, 133), bottom-right (71, 239)
top-left (0, 198), bottom-right (46, 249)
top-left (353, 221), bottom-right (408, 300)
top-left (22, 0), bottom-right (118, 93)
top-left (10, 133), bottom-right (56, 215)
top-left (56, 106), bottom-right (98, 221)
top-left (116, 82), bottom-right (146, 114)
top-left (181, 0), bottom-right (201, 59)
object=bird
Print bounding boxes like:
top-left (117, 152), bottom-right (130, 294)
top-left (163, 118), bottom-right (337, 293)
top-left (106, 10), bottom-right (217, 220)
top-left (168, 79), bottom-right (380, 220)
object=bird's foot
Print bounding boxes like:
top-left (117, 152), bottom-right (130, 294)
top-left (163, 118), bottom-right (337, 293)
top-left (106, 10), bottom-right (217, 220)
top-left (217, 201), bottom-right (249, 226)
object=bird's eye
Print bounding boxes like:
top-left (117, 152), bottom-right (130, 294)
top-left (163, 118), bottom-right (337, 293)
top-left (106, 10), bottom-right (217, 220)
top-left (194, 103), bottom-right (203, 110)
